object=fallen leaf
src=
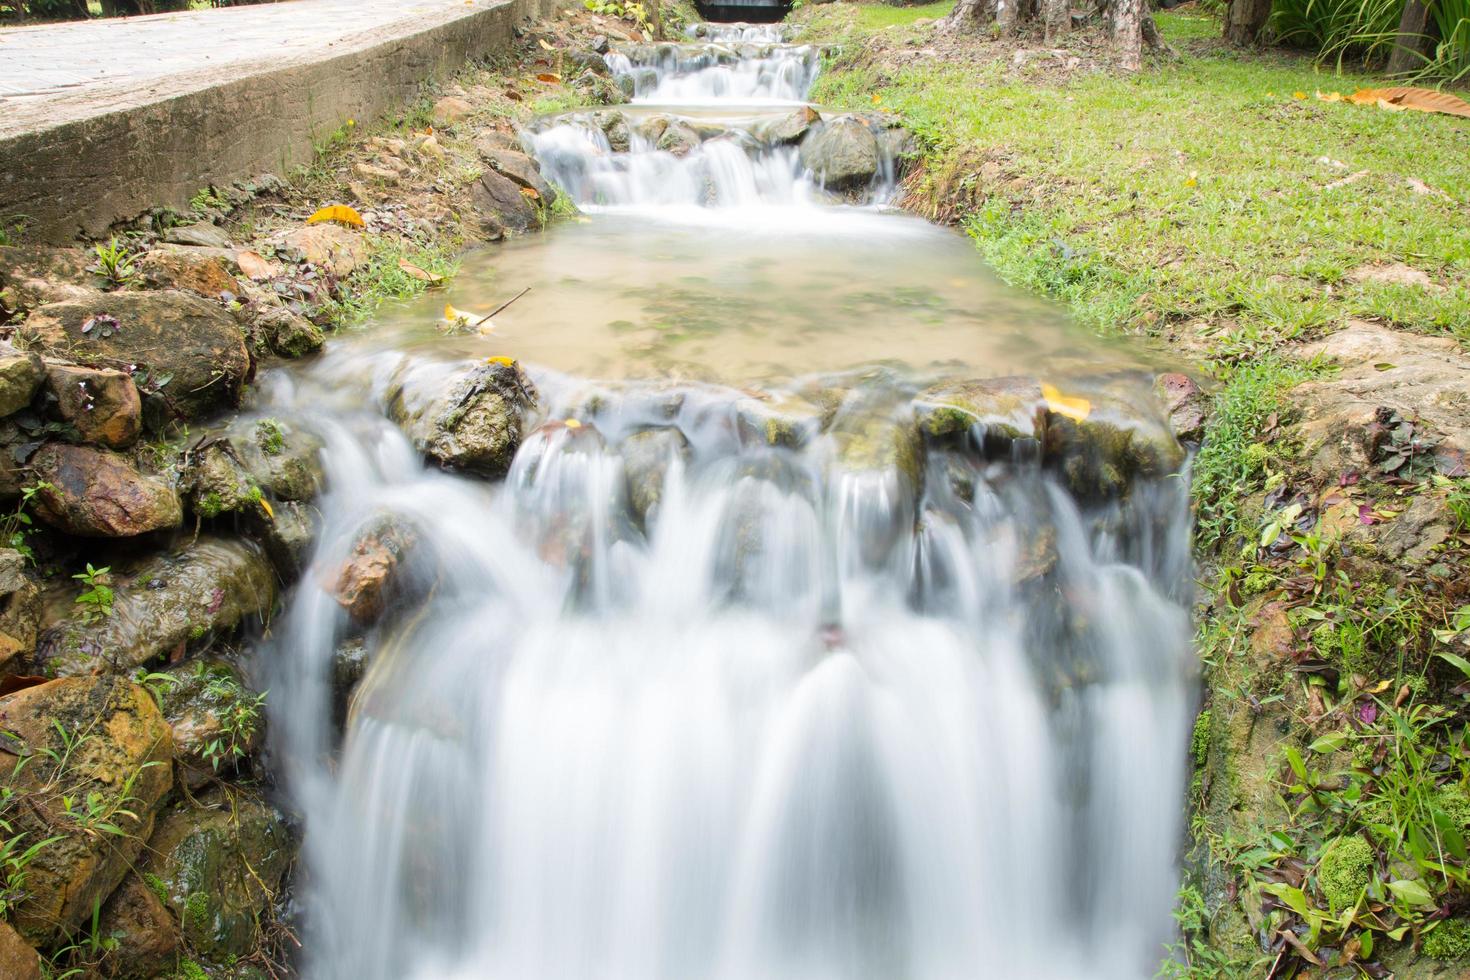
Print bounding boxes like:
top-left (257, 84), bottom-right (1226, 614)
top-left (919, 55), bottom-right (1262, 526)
top-left (520, 187), bottom-right (541, 200)
top-left (306, 205), bottom-right (365, 228)
top-left (535, 72), bottom-right (562, 84)
top-left (1345, 86), bottom-right (1470, 118)
top-left (505, 90), bottom-right (524, 102)
top-left (485, 355), bottom-right (516, 366)
top-left (1041, 383), bottom-right (1091, 423)
top-left (444, 303), bottom-right (479, 324)
top-left (398, 258), bottom-right (443, 283)
top-left (1373, 362), bottom-right (1396, 371)
top-left (236, 249), bottom-right (281, 280)
top-left (257, 496), bottom-right (274, 520)
top-left (1315, 90), bottom-right (1343, 102)
top-left (538, 38), bottom-right (557, 50)
top-left (1293, 91), bottom-right (1307, 100)
top-left (565, 418), bottom-right (582, 429)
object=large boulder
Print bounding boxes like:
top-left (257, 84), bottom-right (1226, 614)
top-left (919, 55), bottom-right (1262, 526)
top-left (0, 246), bottom-right (94, 320)
top-left (657, 120), bottom-right (702, 157)
top-left (387, 359), bottom-right (539, 476)
top-left (331, 515), bottom-right (421, 627)
top-left (42, 362), bottom-right (143, 449)
top-left (472, 170), bottom-right (539, 233)
top-left (0, 919), bottom-right (41, 980)
top-left (35, 536), bottom-right (276, 676)
top-left (621, 426), bottom-right (690, 525)
top-left (799, 117), bottom-right (880, 190)
top-left (136, 246), bottom-right (242, 300)
top-left (28, 443), bottom-right (182, 537)
top-left (96, 873), bottom-right (181, 979)
top-left (19, 291), bottom-right (252, 422)
top-left (0, 548), bottom-right (41, 674)
top-left (0, 676), bottom-right (174, 948)
top-left (137, 789), bottom-right (292, 963)
top-left (0, 345), bottom-right (45, 418)
top-left (766, 105), bottom-right (821, 145)
top-left (914, 376), bottom-right (1045, 453)
top-left (478, 144), bottom-right (557, 207)
top-left (273, 224), bottom-right (367, 278)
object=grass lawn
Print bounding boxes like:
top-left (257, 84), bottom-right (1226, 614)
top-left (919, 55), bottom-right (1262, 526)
top-left (800, 2), bottom-right (1470, 357)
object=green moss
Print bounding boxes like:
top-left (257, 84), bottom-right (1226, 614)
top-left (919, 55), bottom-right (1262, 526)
top-left (196, 492), bottom-right (224, 520)
top-left (1318, 836), bottom-right (1373, 912)
top-left (184, 889), bottom-right (210, 929)
top-left (255, 418), bottom-right (285, 456)
top-left (143, 871), bottom-right (170, 907)
top-left (1434, 785), bottom-right (1470, 828)
top-left (1190, 709), bottom-right (1212, 767)
top-left (1423, 917), bottom-right (1470, 961)
top-left (173, 959), bottom-right (209, 980)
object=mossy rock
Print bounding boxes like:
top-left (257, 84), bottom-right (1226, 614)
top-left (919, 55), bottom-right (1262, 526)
top-left (913, 376), bottom-right (1044, 454)
top-left (621, 426), bottom-right (690, 526)
top-left (734, 392), bottom-right (827, 449)
top-left (159, 659), bottom-right (265, 790)
top-left (386, 359), bottom-right (538, 477)
top-left (139, 788), bottom-right (292, 964)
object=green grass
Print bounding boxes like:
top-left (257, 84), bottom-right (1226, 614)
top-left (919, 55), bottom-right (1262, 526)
top-left (321, 236), bottom-right (460, 330)
top-left (803, 5), bottom-right (1470, 350)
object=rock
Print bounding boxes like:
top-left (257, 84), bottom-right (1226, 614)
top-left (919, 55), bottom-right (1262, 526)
top-left (603, 113), bottom-right (633, 152)
top-left (431, 96), bottom-right (475, 127)
top-left (42, 362), bottom-right (143, 448)
top-left (914, 376), bottom-right (1045, 453)
top-left (1378, 494), bottom-right (1452, 565)
top-left (19, 291), bottom-right (252, 422)
top-left (162, 222), bottom-right (232, 249)
top-left (477, 210), bottom-right (507, 243)
top-left (0, 676), bottom-right (174, 948)
top-left (0, 345), bottom-right (45, 418)
top-left (1044, 396), bottom-right (1185, 499)
top-left (766, 105), bottom-right (821, 145)
top-left (1155, 372), bottom-right (1208, 443)
top-left (1248, 600), bottom-right (1295, 664)
top-left (29, 443), bottom-right (181, 537)
top-left (332, 516), bottom-right (419, 626)
top-left (657, 120), bottom-right (701, 157)
top-left (478, 145), bottom-right (557, 207)
top-left (138, 789), bottom-right (292, 962)
top-left (472, 169), bottom-right (539, 233)
top-left (96, 873), bottom-right (181, 978)
top-left (254, 498), bottom-right (318, 579)
top-left (387, 359), bottom-right (539, 475)
top-left (592, 33), bottom-right (610, 54)
top-left (137, 246), bottom-right (242, 299)
top-left (353, 161), bottom-right (401, 185)
top-left (799, 117), bottom-right (880, 190)
top-left (0, 920), bottom-right (40, 980)
top-left (0, 548), bottom-right (41, 674)
top-left (1349, 262), bottom-right (1437, 290)
top-left (275, 224), bottom-right (368, 278)
top-left (159, 660), bottom-right (265, 789)
top-left (34, 536), bottom-right (275, 675)
top-left (622, 427), bottom-right (690, 525)
top-left (632, 114), bottom-right (669, 145)
top-left (184, 416), bottom-right (323, 518)
top-left (254, 304), bottom-right (325, 358)
top-left (1296, 320), bottom-right (1470, 481)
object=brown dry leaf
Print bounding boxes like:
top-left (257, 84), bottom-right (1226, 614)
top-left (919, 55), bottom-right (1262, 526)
top-left (505, 90), bottom-right (524, 102)
top-left (538, 38), bottom-right (557, 51)
top-left (236, 249), bottom-right (281, 280)
top-left (535, 72), bottom-right (562, 84)
top-left (306, 204), bottom-right (366, 228)
top-left (520, 187), bottom-right (541, 200)
top-left (397, 258), bottom-right (443, 284)
top-left (1346, 86), bottom-right (1470, 118)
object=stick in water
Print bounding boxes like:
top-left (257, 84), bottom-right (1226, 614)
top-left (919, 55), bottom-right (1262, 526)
top-left (474, 286), bottom-right (531, 327)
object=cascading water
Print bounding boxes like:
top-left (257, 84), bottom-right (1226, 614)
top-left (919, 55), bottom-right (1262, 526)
top-left (261, 23), bottom-right (1196, 980)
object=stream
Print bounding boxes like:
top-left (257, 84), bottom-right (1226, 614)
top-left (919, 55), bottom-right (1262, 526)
top-left (261, 22), bottom-right (1196, 980)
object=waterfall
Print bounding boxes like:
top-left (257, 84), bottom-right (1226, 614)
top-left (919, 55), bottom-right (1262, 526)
top-left (262, 22), bottom-right (1196, 980)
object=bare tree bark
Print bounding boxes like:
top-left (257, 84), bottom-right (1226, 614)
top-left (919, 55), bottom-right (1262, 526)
top-left (650, 0), bottom-right (664, 43)
top-left (1385, 0), bottom-right (1433, 75)
top-left (940, 0), bottom-right (998, 32)
top-left (1041, 0), bottom-right (1070, 44)
top-left (1110, 0), bottom-right (1143, 71)
top-left (1223, 0), bottom-right (1273, 45)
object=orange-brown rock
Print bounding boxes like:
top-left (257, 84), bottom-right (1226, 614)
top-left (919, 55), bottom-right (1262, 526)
top-left (43, 362), bottom-right (142, 449)
top-left (96, 873), bottom-right (181, 977)
top-left (0, 919), bottom-right (41, 980)
top-left (137, 246), bottom-right (242, 299)
top-left (29, 443), bottom-right (181, 537)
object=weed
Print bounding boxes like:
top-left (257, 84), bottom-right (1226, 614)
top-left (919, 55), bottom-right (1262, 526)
top-left (1, 481), bottom-right (53, 563)
top-left (88, 238), bottom-right (140, 290)
top-left (320, 236), bottom-right (458, 330)
top-left (188, 185), bottom-right (230, 215)
top-left (71, 563), bottom-right (114, 623)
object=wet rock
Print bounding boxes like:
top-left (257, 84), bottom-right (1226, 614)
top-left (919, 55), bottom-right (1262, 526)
top-left (431, 95), bottom-right (475, 127)
top-left (139, 789), bottom-right (292, 962)
top-left (275, 224), bottom-right (368, 278)
top-left (20, 290), bottom-right (252, 422)
top-left (96, 872), bottom-right (181, 978)
top-left (332, 516), bottom-right (418, 626)
top-left (35, 536), bottom-right (275, 675)
top-left (592, 33), bottom-right (610, 54)
top-left (160, 659), bottom-right (265, 789)
top-left (388, 359), bottom-right (539, 476)
top-left (253, 303), bottom-right (325, 358)
top-left (29, 443), bottom-right (181, 537)
top-left (766, 105), bottom-right (820, 144)
top-left (799, 117), bottom-right (880, 190)
top-left (914, 376), bottom-right (1045, 453)
top-left (0, 345), bottom-right (45, 418)
top-left (472, 169), bottom-right (539, 233)
top-left (622, 426), bottom-right (690, 524)
top-left (1155, 372), bottom-right (1208, 444)
top-left (479, 145), bottom-right (557, 207)
top-left (1296, 320), bottom-right (1470, 481)
top-left (633, 114), bottom-right (670, 144)
top-left (0, 548), bottom-right (41, 674)
top-left (568, 49), bottom-right (611, 75)
top-left (0, 676), bottom-right (173, 948)
top-left (137, 246), bottom-right (242, 299)
top-left (0, 920), bottom-right (41, 980)
top-left (333, 636), bottom-right (371, 700)
top-left (1378, 494), bottom-right (1452, 565)
top-left (603, 113), bottom-right (634, 152)
top-left (1044, 404), bottom-right (1184, 499)
top-left (42, 362), bottom-right (143, 448)
top-left (657, 120), bottom-right (702, 157)
top-left (735, 391), bottom-right (829, 448)
top-left (162, 222), bottom-right (232, 249)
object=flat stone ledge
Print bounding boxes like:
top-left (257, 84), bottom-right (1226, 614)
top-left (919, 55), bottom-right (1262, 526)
top-left (0, 0), bottom-right (562, 242)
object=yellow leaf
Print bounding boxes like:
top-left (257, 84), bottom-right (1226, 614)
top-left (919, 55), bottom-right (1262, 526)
top-left (538, 38), bottom-right (557, 50)
top-left (1368, 679), bottom-right (1392, 694)
top-left (306, 205), bottom-right (365, 228)
top-left (871, 93), bottom-right (882, 105)
top-left (520, 186), bottom-right (541, 200)
top-left (565, 418), bottom-right (582, 429)
top-left (235, 249), bottom-right (280, 281)
top-left (1346, 86), bottom-right (1470, 118)
top-left (257, 497), bottom-right (274, 520)
top-left (1315, 90), bottom-right (1343, 102)
top-left (1041, 383), bottom-right (1091, 422)
top-left (444, 303), bottom-right (476, 323)
top-left (397, 258), bottom-right (443, 284)
top-left (535, 72), bottom-right (562, 84)
top-left (1292, 91), bottom-right (1307, 100)
top-left (485, 355), bottom-right (516, 366)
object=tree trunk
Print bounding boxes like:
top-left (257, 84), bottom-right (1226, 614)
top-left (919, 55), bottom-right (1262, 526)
top-left (1223, 0), bottom-right (1273, 46)
top-left (1385, 0), bottom-right (1433, 75)
top-left (940, 0), bottom-right (998, 32)
top-left (1041, 0), bottom-right (1070, 43)
top-left (1110, 0), bottom-right (1143, 71)
top-left (650, 0), bottom-right (664, 42)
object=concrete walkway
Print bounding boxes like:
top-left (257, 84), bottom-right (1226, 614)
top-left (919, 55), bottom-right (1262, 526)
top-left (0, 0), bottom-right (559, 240)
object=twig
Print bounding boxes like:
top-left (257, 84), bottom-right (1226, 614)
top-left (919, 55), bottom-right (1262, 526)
top-left (473, 286), bottom-right (531, 326)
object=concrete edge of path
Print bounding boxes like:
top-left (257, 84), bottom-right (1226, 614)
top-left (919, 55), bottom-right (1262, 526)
top-left (0, 0), bottom-right (564, 243)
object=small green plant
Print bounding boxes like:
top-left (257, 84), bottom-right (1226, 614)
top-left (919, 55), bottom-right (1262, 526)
top-left (188, 185), bottom-right (229, 215)
top-left (584, 0), bottom-right (649, 26)
top-left (195, 666), bottom-right (267, 772)
top-left (72, 564), bottom-right (114, 623)
top-left (87, 238), bottom-right (140, 290)
top-left (0, 760), bottom-right (64, 921)
top-left (1, 481), bottom-right (52, 563)
top-left (256, 418), bottom-right (286, 456)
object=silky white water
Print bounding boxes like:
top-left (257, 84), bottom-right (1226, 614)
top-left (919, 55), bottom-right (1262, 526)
top-left (262, 26), bottom-right (1196, 980)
